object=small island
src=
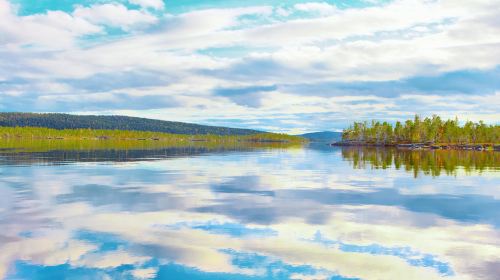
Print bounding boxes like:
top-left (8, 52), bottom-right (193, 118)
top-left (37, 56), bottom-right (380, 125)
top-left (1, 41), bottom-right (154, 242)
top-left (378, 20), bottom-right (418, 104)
top-left (335, 115), bottom-right (499, 151)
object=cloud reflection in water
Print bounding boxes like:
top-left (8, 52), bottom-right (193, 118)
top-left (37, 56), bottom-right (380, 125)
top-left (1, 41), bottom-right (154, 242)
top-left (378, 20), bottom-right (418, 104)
top-left (0, 146), bottom-right (499, 280)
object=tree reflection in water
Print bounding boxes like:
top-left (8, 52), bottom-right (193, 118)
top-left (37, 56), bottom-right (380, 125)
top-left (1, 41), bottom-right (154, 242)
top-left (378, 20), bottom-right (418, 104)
top-left (341, 147), bottom-right (499, 177)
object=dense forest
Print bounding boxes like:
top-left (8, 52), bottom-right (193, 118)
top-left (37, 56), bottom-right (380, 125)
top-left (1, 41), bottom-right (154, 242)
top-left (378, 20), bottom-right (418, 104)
top-left (341, 115), bottom-right (499, 145)
top-left (0, 113), bottom-right (261, 136)
top-left (0, 126), bottom-right (305, 144)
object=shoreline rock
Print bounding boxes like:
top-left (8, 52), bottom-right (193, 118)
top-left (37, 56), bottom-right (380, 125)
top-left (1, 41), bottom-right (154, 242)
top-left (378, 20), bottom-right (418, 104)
top-left (331, 141), bottom-right (496, 151)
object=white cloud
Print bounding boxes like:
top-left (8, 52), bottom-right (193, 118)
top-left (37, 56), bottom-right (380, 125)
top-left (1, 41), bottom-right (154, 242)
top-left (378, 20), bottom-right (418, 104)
top-left (0, 0), bottom-right (101, 49)
top-left (294, 2), bottom-right (337, 15)
top-left (73, 3), bottom-right (158, 30)
top-left (0, 0), bottom-right (499, 129)
top-left (129, 0), bottom-right (164, 10)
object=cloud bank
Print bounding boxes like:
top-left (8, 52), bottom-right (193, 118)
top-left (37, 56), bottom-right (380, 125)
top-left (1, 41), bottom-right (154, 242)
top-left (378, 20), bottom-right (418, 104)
top-left (1, 0), bottom-right (499, 132)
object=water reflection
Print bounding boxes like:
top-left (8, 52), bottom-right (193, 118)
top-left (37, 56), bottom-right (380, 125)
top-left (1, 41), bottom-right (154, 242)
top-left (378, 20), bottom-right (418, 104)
top-left (0, 144), bottom-right (499, 280)
top-left (341, 147), bottom-right (500, 177)
top-left (0, 147), bottom-right (250, 165)
top-left (0, 139), bottom-right (299, 165)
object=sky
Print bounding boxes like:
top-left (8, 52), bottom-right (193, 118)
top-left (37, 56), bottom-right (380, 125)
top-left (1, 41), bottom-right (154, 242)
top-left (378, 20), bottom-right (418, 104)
top-left (0, 0), bottom-right (499, 133)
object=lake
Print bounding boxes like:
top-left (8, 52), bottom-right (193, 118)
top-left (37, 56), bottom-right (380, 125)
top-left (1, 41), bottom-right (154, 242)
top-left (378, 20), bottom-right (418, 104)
top-left (0, 143), bottom-right (499, 280)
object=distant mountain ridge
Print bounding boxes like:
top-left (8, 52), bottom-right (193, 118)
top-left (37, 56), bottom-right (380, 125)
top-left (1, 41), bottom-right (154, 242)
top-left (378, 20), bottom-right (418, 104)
top-left (299, 131), bottom-right (342, 142)
top-left (0, 113), bottom-right (262, 136)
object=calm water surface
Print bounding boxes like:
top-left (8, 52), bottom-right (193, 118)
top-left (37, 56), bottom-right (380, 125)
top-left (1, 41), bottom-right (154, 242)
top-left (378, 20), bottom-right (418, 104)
top-left (0, 144), bottom-right (499, 280)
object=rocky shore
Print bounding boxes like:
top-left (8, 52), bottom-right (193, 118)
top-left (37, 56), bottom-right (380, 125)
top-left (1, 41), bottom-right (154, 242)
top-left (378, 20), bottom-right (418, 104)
top-left (332, 141), bottom-right (500, 151)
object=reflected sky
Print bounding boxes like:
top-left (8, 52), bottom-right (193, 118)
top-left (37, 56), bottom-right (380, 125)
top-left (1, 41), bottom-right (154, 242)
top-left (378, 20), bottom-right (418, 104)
top-left (0, 146), bottom-right (499, 280)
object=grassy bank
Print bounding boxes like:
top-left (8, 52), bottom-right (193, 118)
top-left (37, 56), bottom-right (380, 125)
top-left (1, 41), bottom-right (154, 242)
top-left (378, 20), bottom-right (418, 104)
top-left (0, 126), bottom-right (306, 150)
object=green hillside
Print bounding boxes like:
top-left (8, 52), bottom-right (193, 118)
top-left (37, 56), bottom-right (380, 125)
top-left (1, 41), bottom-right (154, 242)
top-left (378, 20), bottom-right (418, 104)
top-left (0, 113), bottom-right (261, 136)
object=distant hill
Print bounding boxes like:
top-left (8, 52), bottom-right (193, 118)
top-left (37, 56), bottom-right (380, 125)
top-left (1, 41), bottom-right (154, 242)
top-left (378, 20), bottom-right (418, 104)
top-left (0, 113), bottom-right (262, 136)
top-left (299, 131), bottom-right (342, 142)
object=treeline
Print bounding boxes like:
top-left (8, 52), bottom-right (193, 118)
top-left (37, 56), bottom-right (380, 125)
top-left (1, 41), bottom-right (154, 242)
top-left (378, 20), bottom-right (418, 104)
top-left (0, 113), bottom-right (261, 136)
top-left (0, 126), bottom-right (305, 144)
top-left (342, 115), bottom-right (499, 144)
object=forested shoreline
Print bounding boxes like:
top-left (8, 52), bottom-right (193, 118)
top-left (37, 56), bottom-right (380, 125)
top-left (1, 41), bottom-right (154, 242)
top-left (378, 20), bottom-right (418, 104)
top-left (0, 126), bottom-right (305, 144)
top-left (0, 113), bottom-right (261, 135)
top-left (338, 115), bottom-right (499, 151)
top-left (0, 113), bottom-right (306, 145)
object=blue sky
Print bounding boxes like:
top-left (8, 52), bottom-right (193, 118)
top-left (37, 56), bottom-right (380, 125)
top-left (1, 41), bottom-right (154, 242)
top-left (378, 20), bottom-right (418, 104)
top-left (0, 0), bottom-right (499, 133)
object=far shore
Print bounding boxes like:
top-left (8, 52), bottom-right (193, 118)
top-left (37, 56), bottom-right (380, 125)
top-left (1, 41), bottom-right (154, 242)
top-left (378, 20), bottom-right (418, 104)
top-left (0, 135), bottom-right (295, 143)
top-left (0, 126), bottom-right (306, 144)
top-left (332, 141), bottom-right (500, 151)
